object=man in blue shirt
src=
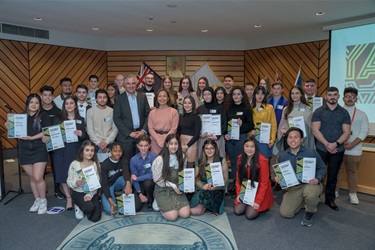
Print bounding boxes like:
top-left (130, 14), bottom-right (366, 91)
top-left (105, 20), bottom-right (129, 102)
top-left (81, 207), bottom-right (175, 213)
top-left (276, 127), bottom-right (326, 227)
top-left (267, 81), bottom-right (288, 127)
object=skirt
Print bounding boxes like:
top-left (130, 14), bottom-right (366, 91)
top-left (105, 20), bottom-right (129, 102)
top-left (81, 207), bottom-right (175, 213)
top-left (154, 185), bottom-right (189, 213)
top-left (53, 142), bottom-right (80, 183)
top-left (180, 134), bottom-right (198, 162)
top-left (19, 139), bottom-right (48, 165)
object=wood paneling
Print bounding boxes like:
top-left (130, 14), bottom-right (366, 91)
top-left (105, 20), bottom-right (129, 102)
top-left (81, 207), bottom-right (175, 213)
top-left (245, 41), bottom-right (328, 97)
top-left (107, 51), bottom-right (244, 85)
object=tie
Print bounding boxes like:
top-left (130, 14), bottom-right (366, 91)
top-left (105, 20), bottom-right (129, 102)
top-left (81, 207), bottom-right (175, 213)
top-left (308, 97), bottom-right (313, 108)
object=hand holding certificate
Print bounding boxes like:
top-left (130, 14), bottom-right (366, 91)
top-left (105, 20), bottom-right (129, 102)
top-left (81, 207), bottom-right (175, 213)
top-left (43, 125), bottom-right (65, 151)
top-left (201, 114), bottom-right (221, 135)
top-left (272, 160), bottom-right (299, 189)
top-left (296, 158), bottom-right (316, 183)
top-left (178, 168), bottom-right (195, 193)
top-left (259, 123), bottom-right (271, 144)
top-left (208, 162), bottom-right (225, 187)
top-left (239, 180), bottom-right (259, 206)
top-left (62, 120), bottom-right (78, 143)
top-left (81, 165), bottom-right (101, 191)
top-left (7, 114), bottom-right (27, 138)
top-left (229, 119), bottom-right (240, 140)
top-left (116, 193), bottom-right (136, 215)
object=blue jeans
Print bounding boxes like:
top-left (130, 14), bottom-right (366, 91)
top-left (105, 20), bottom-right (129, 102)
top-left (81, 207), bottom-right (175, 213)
top-left (226, 134), bottom-right (247, 180)
top-left (102, 176), bottom-right (126, 215)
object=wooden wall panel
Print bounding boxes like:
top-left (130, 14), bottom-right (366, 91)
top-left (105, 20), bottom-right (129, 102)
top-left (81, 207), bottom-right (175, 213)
top-left (0, 40), bottom-right (29, 148)
top-left (107, 51), bottom-right (244, 85)
top-left (245, 40), bottom-right (328, 97)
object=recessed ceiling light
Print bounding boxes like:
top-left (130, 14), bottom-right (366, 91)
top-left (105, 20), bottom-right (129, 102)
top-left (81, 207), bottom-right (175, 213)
top-left (33, 17), bottom-right (43, 21)
top-left (92, 27), bottom-right (99, 31)
top-left (254, 24), bottom-right (262, 28)
top-left (167, 4), bottom-right (177, 8)
top-left (201, 29), bottom-right (208, 33)
top-left (316, 11), bottom-right (324, 16)
top-left (147, 29), bottom-right (153, 32)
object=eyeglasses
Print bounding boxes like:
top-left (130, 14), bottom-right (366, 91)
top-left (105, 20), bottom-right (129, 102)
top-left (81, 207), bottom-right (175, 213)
top-left (344, 95), bottom-right (356, 99)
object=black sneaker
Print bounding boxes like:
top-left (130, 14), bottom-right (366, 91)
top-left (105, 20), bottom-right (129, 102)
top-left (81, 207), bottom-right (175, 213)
top-left (148, 203), bottom-right (153, 211)
top-left (54, 191), bottom-right (65, 200)
top-left (301, 212), bottom-right (314, 227)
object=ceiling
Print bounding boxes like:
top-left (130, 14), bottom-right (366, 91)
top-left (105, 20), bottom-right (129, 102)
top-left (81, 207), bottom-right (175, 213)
top-left (1, 0), bottom-right (374, 38)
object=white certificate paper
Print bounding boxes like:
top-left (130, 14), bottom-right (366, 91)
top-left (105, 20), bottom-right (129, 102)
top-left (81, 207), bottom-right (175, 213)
top-left (242, 180), bottom-right (259, 206)
top-left (201, 114), bottom-right (221, 135)
top-left (272, 160), bottom-right (299, 189)
top-left (302, 158), bottom-right (316, 183)
top-left (288, 116), bottom-right (306, 138)
top-left (122, 194), bottom-right (136, 215)
top-left (82, 165), bottom-right (101, 191)
top-left (63, 120), bottom-right (78, 143)
top-left (43, 125), bottom-right (65, 151)
top-left (230, 119), bottom-right (240, 140)
top-left (7, 114), bottom-right (27, 138)
top-left (259, 123), bottom-right (271, 144)
top-left (183, 168), bottom-right (195, 193)
top-left (313, 97), bottom-right (323, 112)
top-left (145, 93), bottom-right (155, 108)
top-left (210, 162), bottom-right (225, 187)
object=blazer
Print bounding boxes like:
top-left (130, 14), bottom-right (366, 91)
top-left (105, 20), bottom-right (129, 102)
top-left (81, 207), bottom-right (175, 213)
top-left (267, 96), bottom-right (288, 127)
top-left (113, 91), bottom-right (150, 142)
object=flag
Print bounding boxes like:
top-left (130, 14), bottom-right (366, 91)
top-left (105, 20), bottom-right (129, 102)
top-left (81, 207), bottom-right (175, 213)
top-left (136, 62), bottom-right (162, 91)
top-left (294, 68), bottom-right (303, 87)
top-left (189, 62), bottom-right (222, 90)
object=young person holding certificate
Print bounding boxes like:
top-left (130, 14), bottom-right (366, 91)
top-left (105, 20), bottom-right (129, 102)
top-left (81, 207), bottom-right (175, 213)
top-left (224, 86), bottom-right (254, 191)
top-left (197, 87), bottom-right (227, 158)
top-left (102, 142), bottom-right (142, 215)
top-left (276, 128), bottom-right (326, 227)
top-left (178, 96), bottom-right (201, 168)
top-left (6, 94), bottom-right (52, 214)
top-left (251, 86), bottom-right (277, 160)
top-left (234, 137), bottom-right (273, 220)
top-left (148, 89), bottom-right (179, 155)
top-left (151, 134), bottom-right (190, 221)
top-left (67, 140), bottom-right (101, 222)
top-left (278, 86), bottom-right (315, 151)
top-left (52, 95), bottom-right (86, 210)
top-left (190, 140), bottom-right (228, 216)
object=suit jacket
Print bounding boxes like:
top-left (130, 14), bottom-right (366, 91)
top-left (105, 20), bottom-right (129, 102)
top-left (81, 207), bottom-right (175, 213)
top-left (267, 96), bottom-right (288, 127)
top-left (113, 91), bottom-right (150, 142)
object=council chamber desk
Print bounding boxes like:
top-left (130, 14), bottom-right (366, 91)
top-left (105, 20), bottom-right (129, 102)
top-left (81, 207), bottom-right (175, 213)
top-left (338, 143), bottom-right (375, 195)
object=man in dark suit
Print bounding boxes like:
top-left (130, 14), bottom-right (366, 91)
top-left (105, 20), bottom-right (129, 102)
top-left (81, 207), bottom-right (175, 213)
top-left (114, 74), bottom-right (150, 161)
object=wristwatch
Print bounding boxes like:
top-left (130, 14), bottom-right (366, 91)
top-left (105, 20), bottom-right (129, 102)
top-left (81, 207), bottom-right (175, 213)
top-left (336, 141), bottom-right (340, 147)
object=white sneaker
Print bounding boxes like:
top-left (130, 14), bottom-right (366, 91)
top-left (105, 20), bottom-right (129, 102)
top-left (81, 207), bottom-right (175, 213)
top-left (335, 191), bottom-right (339, 198)
top-left (38, 199), bottom-right (47, 214)
top-left (75, 204), bottom-right (84, 219)
top-left (349, 193), bottom-right (359, 205)
top-left (29, 199), bottom-right (40, 212)
top-left (152, 200), bottom-right (160, 211)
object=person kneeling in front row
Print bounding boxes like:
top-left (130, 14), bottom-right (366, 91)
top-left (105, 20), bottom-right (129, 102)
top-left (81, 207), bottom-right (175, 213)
top-left (276, 128), bottom-right (326, 227)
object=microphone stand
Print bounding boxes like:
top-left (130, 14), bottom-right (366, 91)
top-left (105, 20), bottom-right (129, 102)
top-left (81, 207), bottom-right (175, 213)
top-left (0, 105), bottom-right (25, 205)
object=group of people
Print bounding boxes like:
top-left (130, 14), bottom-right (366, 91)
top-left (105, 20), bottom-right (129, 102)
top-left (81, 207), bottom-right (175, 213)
top-left (7, 72), bottom-right (369, 227)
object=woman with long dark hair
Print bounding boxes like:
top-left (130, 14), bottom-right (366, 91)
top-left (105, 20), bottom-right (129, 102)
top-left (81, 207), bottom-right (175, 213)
top-left (190, 140), bottom-right (228, 216)
top-left (106, 82), bottom-right (118, 108)
top-left (234, 137), bottom-right (273, 220)
top-left (215, 86), bottom-right (227, 106)
top-left (53, 95), bottom-right (86, 210)
top-left (151, 134), bottom-right (190, 221)
top-left (8, 94), bottom-right (52, 214)
top-left (178, 76), bottom-right (199, 111)
top-left (161, 76), bottom-right (178, 108)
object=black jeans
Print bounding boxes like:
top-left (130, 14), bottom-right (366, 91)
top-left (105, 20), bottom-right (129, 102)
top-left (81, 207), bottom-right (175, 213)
top-left (317, 149), bottom-right (344, 201)
top-left (72, 190), bottom-right (102, 222)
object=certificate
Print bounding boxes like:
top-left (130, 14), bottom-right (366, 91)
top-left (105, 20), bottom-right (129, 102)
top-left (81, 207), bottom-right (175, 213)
top-left (7, 114), bottom-right (27, 138)
top-left (259, 123), bottom-right (271, 144)
top-left (209, 162), bottom-right (225, 187)
top-left (288, 116), bottom-right (306, 138)
top-left (62, 120), bottom-right (78, 143)
top-left (312, 97), bottom-right (323, 112)
top-left (43, 125), bottom-right (65, 151)
top-left (272, 160), bottom-right (299, 189)
top-left (178, 168), bottom-right (195, 193)
top-left (239, 180), bottom-right (259, 206)
top-left (145, 93), bottom-right (155, 108)
top-left (201, 114), bottom-right (221, 135)
top-left (122, 194), bottom-right (136, 215)
top-left (296, 157), bottom-right (316, 183)
top-left (81, 165), bottom-right (101, 191)
top-left (229, 119), bottom-right (240, 140)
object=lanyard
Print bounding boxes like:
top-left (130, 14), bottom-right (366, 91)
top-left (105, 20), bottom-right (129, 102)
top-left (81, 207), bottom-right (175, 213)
top-left (350, 107), bottom-right (356, 124)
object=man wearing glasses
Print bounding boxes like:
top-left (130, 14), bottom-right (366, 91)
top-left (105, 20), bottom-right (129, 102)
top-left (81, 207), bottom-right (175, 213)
top-left (335, 87), bottom-right (369, 204)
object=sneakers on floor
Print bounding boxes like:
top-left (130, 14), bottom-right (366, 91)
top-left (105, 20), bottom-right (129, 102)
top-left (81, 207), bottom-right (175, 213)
top-left (38, 199), bottom-right (47, 215)
top-left (335, 191), bottom-right (339, 198)
top-left (75, 204), bottom-right (84, 219)
top-left (54, 190), bottom-right (66, 200)
top-left (301, 212), bottom-right (314, 227)
top-left (349, 193), bottom-right (359, 205)
top-left (152, 200), bottom-right (160, 211)
top-left (29, 199), bottom-right (41, 212)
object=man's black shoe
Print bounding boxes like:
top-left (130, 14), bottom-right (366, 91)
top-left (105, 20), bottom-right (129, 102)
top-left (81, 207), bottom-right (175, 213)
top-left (54, 191), bottom-right (65, 200)
top-left (325, 200), bottom-right (339, 211)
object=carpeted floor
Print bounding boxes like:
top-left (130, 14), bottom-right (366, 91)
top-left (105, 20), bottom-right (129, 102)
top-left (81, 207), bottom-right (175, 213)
top-left (1, 159), bottom-right (375, 250)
